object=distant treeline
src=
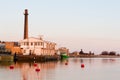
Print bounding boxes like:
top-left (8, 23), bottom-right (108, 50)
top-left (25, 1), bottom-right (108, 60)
top-left (100, 51), bottom-right (118, 56)
top-left (72, 49), bottom-right (119, 56)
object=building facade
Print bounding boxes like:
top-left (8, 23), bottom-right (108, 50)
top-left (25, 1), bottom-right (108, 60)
top-left (58, 47), bottom-right (69, 55)
top-left (3, 42), bottom-right (22, 54)
top-left (20, 37), bottom-right (57, 55)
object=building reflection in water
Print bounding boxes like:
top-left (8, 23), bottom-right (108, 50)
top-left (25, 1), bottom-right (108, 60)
top-left (0, 58), bottom-right (118, 80)
top-left (102, 58), bottom-right (116, 64)
top-left (13, 61), bottom-right (57, 80)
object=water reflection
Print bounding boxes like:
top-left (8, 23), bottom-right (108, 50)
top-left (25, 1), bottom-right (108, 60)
top-left (18, 62), bottom-right (57, 80)
top-left (0, 58), bottom-right (120, 80)
top-left (0, 61), bottom-right (13, 67)
top-left (0, 61), bottom-right (57, 80)
top-left (102, 58), bottom-right (115, 63)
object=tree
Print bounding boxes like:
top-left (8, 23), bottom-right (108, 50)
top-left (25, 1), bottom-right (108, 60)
top-left (109, 51), bottom-right (116, 55)
top-left (101, 51), bottom-right (109, 55)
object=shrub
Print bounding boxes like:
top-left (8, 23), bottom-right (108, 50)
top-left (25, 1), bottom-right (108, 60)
top-left (109, 51), bottom-right (116, 55)
top-left (101, 51), bottom-right (109, 55)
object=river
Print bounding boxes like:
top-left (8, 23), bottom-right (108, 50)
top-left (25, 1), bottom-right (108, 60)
top-left (0, 58), bottom-right (120, 80)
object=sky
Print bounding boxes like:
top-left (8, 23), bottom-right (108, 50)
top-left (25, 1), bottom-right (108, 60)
top-left (0, 0), bottom-right (120, 54)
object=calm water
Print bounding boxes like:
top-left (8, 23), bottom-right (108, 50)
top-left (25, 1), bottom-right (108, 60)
top-left (0, 58), bottom-right (120, 80)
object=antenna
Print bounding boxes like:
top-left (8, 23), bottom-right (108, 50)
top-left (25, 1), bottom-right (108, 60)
top-left (38, 35), bottom-right (43, 40)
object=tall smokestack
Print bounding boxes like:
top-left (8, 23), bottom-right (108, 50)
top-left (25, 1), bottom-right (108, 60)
top-left (24, 9), bottom-right (28, 39)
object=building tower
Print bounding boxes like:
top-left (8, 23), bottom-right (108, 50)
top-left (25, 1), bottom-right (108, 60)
top-left (24, 9), bottom-right (29, 39)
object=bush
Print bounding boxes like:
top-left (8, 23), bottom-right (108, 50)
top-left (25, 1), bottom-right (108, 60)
top-left (101, 51), bottom-right (109, 55)
top-left (109, 51), bottom-right (116, 55)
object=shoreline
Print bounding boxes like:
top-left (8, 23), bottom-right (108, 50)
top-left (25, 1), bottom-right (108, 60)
top-left (0, 54), bottom-right (120, 62)
top-left (15, 55), bottom-right (61, 62)
top-left (69, 55), bottom-right (120, 58)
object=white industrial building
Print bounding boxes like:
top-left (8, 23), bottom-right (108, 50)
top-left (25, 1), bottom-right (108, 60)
top-left (20, 37), bottom-right (57, 55)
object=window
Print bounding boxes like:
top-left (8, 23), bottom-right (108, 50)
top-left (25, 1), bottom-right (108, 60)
top-left (24, 42), bottom-right (25, 45)
top-left (27, 42), bottom-right (29, 45)
top-left (24, 50), bottom-right (26, 53)
top-left (34, 42), bottom-right (37, 46)
top-left (41, 42), bottom-right (43, 46)
top-left (31, 42), bottom-right (33, 46)
top-left (38, 42), bottom-right (40, 45)
top-left (40, 42), bottom-right (43, 46)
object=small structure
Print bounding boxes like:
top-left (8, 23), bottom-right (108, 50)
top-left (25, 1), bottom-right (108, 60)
top-left (72, 51), bottom-right (79, 56)
top-left (79, 49), bottom-right (84, 55)
top-left (0, 43), bottom-right (5, 51)
top-left (0, 42), bottom-right (21, 55)
top-left (5, 42), bottom-right (22, 54)
top-left (58, 47), bottom-right (69, 55)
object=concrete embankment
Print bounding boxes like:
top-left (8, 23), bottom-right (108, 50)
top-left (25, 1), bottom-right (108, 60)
top-left (15, 55), bottom-right (61, 62)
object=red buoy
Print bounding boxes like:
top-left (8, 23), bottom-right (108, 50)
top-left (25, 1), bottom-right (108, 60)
top-left (35, 68), bottom-right (40, 72)
top-left (81, 64), bottom-right (85, 68)
top-left (34, 63), bottom-right (38, 67)
top-left (65, 62), bottom-right (68, 65)
top-left (9, 65), bottom-right (14, 69)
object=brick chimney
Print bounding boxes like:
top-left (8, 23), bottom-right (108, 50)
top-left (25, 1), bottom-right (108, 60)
top-left (24, 9), bottom-right (28, 39)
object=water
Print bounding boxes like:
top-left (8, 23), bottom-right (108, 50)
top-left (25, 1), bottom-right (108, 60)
top-left (0, 58), bottom-right (120, 80)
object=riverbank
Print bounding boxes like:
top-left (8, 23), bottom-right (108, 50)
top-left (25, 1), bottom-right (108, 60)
top-left (1, 54), bottom-right (120, 62)
top-left (69, 55), bottom-right (120, 58)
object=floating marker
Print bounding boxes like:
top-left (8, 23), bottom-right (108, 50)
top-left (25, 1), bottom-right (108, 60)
top-left (81, 63), bottom-right (85, 68)
top-left (34, 63), bottom-right (38, 67)
top-left (35, 68), bottom-right (40, 72)
top-left (10, 65), bottom-right (14, 69)
top-left (65, 62), bottom-right (68, 65)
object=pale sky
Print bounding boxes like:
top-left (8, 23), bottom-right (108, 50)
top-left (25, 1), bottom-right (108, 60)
top-left (0, 0), bottom-right (120, 54)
